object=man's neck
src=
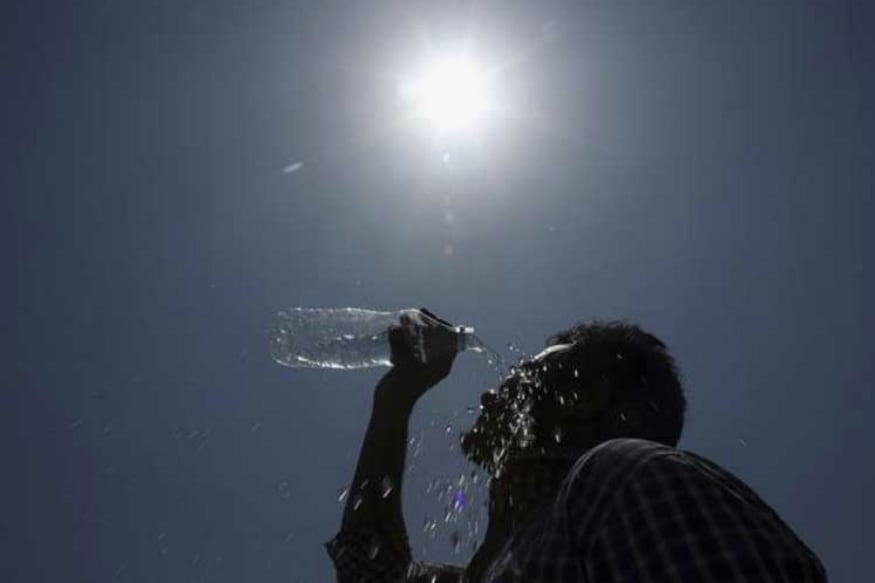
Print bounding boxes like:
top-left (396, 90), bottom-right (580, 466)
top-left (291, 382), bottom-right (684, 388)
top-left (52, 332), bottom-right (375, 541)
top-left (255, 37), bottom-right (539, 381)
top-left (466, 450), bottom-right (580, 582)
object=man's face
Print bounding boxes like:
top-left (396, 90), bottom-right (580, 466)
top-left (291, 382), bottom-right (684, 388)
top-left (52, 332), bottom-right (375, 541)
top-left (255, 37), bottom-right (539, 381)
top-left (460, 344), bottom-right (575, 476)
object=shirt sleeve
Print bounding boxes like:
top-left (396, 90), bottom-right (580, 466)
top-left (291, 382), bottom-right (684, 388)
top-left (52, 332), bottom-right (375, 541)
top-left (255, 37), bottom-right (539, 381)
top-left (569, 442), bottom-right (827, 582)
top-left (325, 523), bottom-right (465, 583)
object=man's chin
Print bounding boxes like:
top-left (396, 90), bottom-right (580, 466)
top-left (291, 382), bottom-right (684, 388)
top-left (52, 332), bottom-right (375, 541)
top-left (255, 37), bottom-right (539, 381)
top-left (460, 425), bottom-right (524, 477)
top-left (459, 427), bottom-right (494, 473)
top-left (459, 429), bottom-right (479, 463)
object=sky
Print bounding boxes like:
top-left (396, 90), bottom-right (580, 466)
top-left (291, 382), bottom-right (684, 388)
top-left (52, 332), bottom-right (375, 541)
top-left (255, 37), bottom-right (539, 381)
top-left (7, 1), bottom-right (875, 581)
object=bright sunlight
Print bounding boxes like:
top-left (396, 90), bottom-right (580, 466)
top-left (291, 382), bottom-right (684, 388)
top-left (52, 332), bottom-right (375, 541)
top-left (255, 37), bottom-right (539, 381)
top-left (400, 57), bottom-right (493, 132)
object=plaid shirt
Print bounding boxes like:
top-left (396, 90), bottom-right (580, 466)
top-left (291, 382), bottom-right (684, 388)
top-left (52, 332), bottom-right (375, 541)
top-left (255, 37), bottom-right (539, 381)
top-left (327, 438), bottom-right (826, 582)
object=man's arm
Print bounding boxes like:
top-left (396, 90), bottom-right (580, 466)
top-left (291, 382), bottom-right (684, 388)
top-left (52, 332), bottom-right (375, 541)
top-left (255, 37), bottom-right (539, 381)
top-left (329, 310), bottom-right (459, 582)
top-left (339, 369), bottom-right (421, 537)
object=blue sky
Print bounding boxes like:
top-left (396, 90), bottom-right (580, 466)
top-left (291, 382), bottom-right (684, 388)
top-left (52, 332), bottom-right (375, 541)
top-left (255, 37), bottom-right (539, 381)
top-left (8, 1), bottom-right (874, 581)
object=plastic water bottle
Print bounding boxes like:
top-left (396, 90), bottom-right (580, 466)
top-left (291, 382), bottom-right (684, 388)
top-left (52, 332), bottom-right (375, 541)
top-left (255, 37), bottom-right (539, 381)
top-left (269, 308), bottom-right (480, 369)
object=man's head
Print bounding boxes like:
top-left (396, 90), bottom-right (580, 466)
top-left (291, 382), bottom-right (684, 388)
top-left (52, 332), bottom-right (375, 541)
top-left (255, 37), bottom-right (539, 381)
top-left (460, 321), bottom-right (685, 476)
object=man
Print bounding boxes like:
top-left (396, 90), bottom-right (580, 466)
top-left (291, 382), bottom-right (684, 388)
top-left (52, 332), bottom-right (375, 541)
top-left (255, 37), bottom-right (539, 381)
top-left (327, 310), bottom-right (826, 582)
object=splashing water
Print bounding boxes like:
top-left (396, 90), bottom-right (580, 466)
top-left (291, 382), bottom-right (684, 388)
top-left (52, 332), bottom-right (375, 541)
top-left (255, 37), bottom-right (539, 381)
top-left (469, 333), bottom-right (506, 379)
top-left (381, 476), bottom-right (394, 498)
top-left (405, 335), bottom-right (523, 560)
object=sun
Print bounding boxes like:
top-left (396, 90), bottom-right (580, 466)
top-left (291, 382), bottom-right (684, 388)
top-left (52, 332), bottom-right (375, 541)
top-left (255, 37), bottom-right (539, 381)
top-left (401, 57), bottom-right (493, 132)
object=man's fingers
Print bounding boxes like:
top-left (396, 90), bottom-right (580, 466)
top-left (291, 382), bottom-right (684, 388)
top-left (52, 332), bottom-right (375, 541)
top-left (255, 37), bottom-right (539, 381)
top-left (388, 325), bottom-right (406, 353)
top-left (419, 307), bottom-right (453, 328)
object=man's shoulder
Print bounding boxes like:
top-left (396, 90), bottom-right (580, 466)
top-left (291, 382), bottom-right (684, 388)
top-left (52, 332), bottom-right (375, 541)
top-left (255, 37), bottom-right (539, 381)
top-left (545, 439), bottom-right (670, 545)
top-left (560, 438), bottom-right (772, 523)
top-left (557, 444), bottom-right (827, 580)
top-left (555, 439), bottom-right (675, 515)
top-left (568, 437), bottom-right (677, 476)
top-left (562, 438), bottom-right (736, 497)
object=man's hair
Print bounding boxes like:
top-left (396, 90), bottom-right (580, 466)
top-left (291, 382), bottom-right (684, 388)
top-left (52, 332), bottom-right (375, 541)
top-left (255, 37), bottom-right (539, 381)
top-left (546, 321), bottom-right (686, 447)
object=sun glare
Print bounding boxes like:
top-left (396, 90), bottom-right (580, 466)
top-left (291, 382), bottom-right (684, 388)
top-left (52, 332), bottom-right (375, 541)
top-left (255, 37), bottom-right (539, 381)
top-left (402, 57), bottom-right (493, 132)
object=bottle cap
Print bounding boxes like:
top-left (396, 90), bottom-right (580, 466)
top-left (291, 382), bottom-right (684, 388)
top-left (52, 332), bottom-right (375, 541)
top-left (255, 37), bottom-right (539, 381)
top-left (457, 326), bottom-right (475, 352)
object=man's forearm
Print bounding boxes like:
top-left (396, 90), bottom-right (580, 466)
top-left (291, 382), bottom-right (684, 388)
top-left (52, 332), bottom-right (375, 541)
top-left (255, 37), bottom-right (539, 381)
top-left (340, 369), bottom-right (419, 535)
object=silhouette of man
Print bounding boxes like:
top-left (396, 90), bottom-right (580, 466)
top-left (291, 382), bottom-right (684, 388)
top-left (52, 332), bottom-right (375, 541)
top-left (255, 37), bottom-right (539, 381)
top-left (327, 310), bottom-right (826, 582)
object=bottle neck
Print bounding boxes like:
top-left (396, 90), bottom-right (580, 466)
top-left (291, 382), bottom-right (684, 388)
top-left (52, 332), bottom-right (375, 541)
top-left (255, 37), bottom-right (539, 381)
top-left (457, 326), bottom-right (476, 352)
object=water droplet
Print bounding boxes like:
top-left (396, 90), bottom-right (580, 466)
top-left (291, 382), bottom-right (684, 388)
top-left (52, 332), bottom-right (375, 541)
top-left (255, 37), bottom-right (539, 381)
top-left (453, 489), bottom-right (466, 511)
top-left (337, 487), bottom-right (348, 502)
top-left (352, 495), bottom-right (363, 511)
top-left (423, 517), bottom-right (437, 538)
top-left (369, 542), bottom-right (381, 560)
top-left (616, 353), bottom-right (624, 360)
top-left (573, 369), bottom-right (579, 378)
top-left (381, 476), bottom-right (393, 498)
top-left (445, 424), bottom-right (452, 433)
top-left (507, 342), bottom-right (519, 353)
top-left (553, 427), bottom-right (563, 443)
top-left (739, 438), bottom-right (748, 447)
top-left (619, 412), bottom-right (627, 423)
top-left (282, 161), bottom-right (304, 174)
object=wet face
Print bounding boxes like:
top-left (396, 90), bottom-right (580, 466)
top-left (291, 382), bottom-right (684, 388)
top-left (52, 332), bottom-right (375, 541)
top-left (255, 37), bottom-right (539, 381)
top-left (460, 345), bottom-right (577, 476)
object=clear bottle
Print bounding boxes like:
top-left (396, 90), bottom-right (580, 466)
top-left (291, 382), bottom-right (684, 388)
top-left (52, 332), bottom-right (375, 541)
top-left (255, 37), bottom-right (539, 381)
top-left (269, 308), bottom-right (480, 369)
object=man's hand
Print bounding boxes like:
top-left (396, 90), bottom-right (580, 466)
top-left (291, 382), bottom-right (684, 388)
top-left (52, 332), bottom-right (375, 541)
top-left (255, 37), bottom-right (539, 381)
top-left (379, 308), bottom-right (459, 407)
